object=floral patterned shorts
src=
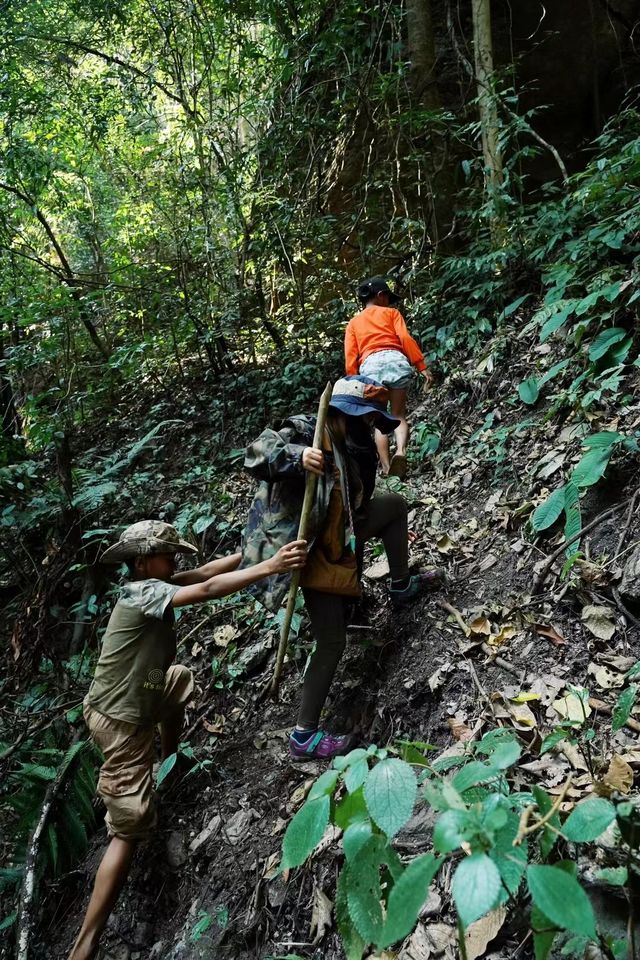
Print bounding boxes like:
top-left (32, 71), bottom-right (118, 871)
top-left (359, 349), bottom-right (413, 390)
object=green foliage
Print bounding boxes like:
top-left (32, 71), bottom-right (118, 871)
top-left (1, 738), bottom-right (99, 893)
top-left (612, 684), bottom-right (638, 732)
top-left (281, 729), bottom-right (630, 957)
top-left (531, 428), bottom-right (639, 554)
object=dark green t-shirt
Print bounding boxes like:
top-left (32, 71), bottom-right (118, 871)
top-left (87, 578), bottom-right (181, 724)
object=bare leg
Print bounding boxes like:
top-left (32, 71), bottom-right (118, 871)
top-left (375, 428), bottom-right (391, 475)
top-left (68, 837), bottom-right (136, 960)
top-left (389, 389), bottom-right (409, 457)
top-left (160, 707), bottom-right (184, 760)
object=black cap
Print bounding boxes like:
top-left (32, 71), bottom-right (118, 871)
top-left (357, 276), bottom-right (401, 304)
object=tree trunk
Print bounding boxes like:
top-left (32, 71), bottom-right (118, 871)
top-left (406, 0), bottom-right (440, 110)
top-left (471, 0), bottom-right (503, 195)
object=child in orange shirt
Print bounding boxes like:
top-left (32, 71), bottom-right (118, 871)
top-left (344, 277), bottom-right (432, 478)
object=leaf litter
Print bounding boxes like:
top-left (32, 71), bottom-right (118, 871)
top-left (45, 318), bottom-right (640, 960)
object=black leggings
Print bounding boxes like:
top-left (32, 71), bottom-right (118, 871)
top-left (297, 493), bottom-right (408, 729)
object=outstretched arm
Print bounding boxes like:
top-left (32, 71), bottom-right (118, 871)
top-left (171, 553), bottom-right (242, 586)
top-left (171, 541), bottom-right (307, 607)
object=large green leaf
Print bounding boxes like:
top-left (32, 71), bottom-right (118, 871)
top-left (539, 301), bottom-right (577, 342)
top-left (336, 866), bottom-right (366, 960)
top-left (343, 821), bottom-right (372, 862)
top-left (588, 327), bottom-right (627, 361)
top-left (308, 769), bottom-right (340, 801)
top-left (532, 486), bottom-right (566, 531)
top-left (281, 795), bottom-right (330, 869)
top-left (335, 786), bottom-right (368, 831)
top-left (451, 854), bottom-right (502, 927)
top-left (612, 684), bottom-right (638, 732)
top-left (363, 759), bottom-right (416, 838)
top-left (563, 481), bottom-right (581, 557)
top-left (571, 447), bottom-right (612, 488)
top-left (433, 809), bottom-right (470, 853)
top-left (582, 431), bottom-right (625, 449)
top-left (451, 761), bottom-right (499, 793)
top-left (532, 785), bottom-right (560, 859)
top-left (518, 377), bottom-right (539, 405)
top-left (345, 837), bottom-right (384, 944)
top-left (379, 854), bottom-right (442, 948)
top-left (489, 810), bottom-right (527, 894)
top-left (527, 865), bottom-right (596, 938)
top-left (532, 904), bottom-right (557, 960)
top-left (562, 797), bottom-right (616, 842)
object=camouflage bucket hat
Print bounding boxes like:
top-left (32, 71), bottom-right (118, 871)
top-left (100, 520), bottom-right (197, 564)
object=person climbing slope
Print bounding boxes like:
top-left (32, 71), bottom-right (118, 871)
top-left (344, 276), bottom-right (433, 478)
top-left (68, 520), bottom-right (306, 960)
top-left (241, 375), bottom-right (438, 761)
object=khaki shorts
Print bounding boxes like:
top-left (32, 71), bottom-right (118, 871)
top-left (84, 664), bottom-right (194, 841)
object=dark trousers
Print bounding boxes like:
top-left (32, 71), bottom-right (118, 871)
top-left (297, 493), bottom-right (408, 729)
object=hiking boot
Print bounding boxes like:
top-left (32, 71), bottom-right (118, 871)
top-left (288, 729), bottom-right (357, 761)
top-left (389, 569), bottom-right (443, 608)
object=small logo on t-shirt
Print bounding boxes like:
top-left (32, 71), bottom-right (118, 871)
top-left (144, 668), bottom-right (165, 690)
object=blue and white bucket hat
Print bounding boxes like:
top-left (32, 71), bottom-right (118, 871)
top-left (329, 375), bottom-right (400, 434)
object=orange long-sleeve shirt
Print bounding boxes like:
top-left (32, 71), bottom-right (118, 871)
top-left (344, 306), bottom-right (426, 375)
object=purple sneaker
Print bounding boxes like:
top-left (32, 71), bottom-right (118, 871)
top-left (289, 729), bottom-right (357, 761)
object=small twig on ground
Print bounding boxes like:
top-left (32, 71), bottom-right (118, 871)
top-left (531, 500), bottom-right (630, 595)
top-left (437, 599), bottom-right (470, 636)
top-left (513, 775), bottom-right (573, 846)
top-left (480, 643), bottom-right (523, 679)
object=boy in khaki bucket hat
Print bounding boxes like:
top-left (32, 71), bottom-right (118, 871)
top-left (68, 520), bottom-right (306, 960)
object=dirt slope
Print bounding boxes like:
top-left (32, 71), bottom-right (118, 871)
top-left (42, 317), bottom-right (640, 960)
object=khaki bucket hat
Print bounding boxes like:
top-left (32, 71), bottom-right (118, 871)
top-left (100, 520), bottom-right (197, 564)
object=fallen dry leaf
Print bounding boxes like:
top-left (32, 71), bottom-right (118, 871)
top-left (594, 754), bottom-right (634, 797)
top-left (574, 559), bottom-right (607, 586)
top-left (309, 885), bottom-right (333, 944)
top-left (588, 662), bottom-right (625, 691)
top-left (429, 663), bottom-right (453, 692)
top-left (478, 553), bottom-right (498, 572)
top-left (510, 691), bottom-right (541, 704)
top-left (436, 533), bottom-right (456, 554)
top-left (465, 906), bottom-right (507, 960)
top-left (202, 714), bottom-right (225, 734)
top-left (581, 604), bottom-right (616, 641)
top-left (448, 715), bottom-right (474, 742)
top-left (528, 675), bottom-right (565, 705)
top-left (505, 700), bottom-right (537, 729)
top-left (552, 690), bottom-right (592, 723)
top-left (213, 624), bottom-right (239, 647)
top-left (534, 622), bottom-right (566, 646)
top-left (468, 616), bottom-right (492, 636)
top-left (364, 556), bottom-right (390, 580)
top-left (487, 622), bottom-right (517, 647)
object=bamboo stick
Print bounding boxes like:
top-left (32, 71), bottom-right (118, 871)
top-left (269, 381), bottom-right (333, 697)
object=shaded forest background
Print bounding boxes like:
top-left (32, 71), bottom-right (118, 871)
top-left (2, 0), bottom-right (640, 954)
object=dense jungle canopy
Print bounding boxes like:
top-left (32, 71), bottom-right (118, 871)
top-left (2, 1), bottom-right (640, 958)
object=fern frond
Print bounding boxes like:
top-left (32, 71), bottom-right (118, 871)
top-left (46, 822), bottom-right (58, 875)
top-left (0, 867), bottom-right (23, 892)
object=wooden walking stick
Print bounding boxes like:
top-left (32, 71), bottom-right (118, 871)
top-left (269, 380), bottom-right (333, 697)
